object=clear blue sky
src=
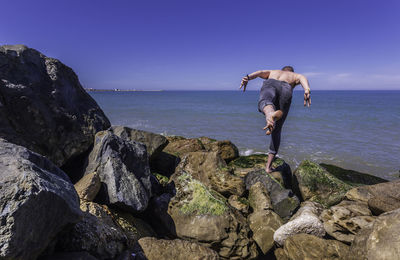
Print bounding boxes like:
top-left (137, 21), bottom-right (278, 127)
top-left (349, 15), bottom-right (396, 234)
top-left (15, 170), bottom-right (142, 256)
top-left (1, 0), bottom-right (399, 90)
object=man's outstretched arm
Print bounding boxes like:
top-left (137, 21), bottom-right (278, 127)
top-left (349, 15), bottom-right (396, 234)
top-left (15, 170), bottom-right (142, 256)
top-left (239, 70), bottom-right (271, 91)
top-left (296, 74), bottom-right (311, 107)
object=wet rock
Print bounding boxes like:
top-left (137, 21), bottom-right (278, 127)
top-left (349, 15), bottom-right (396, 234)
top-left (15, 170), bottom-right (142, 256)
top-left (109, 126), bottom-right (168, 162)
top-left (245, 169), bottom-right (299, 221)
top-left (274, 201), bottom-right (325, 246)
top-left (167, 172), bottom-right (258, 259)
top-left (229, 156), bottom-right (292, 187)
top-left (0, 44), bottom-right (110, 166)
top-left (320, 163), bottom-right (388, 186)
top-left (0, 139), bottom-right (82, 259)
top-left (57, 201), bottom-right (127, 259)
top-left (173, 151), bottom-right (244, 196)
top-left (320, 200), bottom-right (375, 243)
top-left (279, 234), bottom-right (350, 260)
top-left (74, 171), bottom-right (101, 201)
top-left (137, 237), bottom-right (219, 260)
top-left (349, 208), bottom-right (400, 260)
top-left (345, 179), bottom-right (400, 215)
top-left (84, 131), bottom-right (152, 213)
top-left (293, 160), bottom-right (353, 207)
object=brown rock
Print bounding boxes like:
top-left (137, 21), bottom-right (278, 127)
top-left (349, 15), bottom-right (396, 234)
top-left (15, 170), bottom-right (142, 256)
top-left (349, 208), bottom-right (400, 260)
top-left (248, 181), bottom-right (273, 212)
top-left (228, 195), bottom-right (249, 215)
top-left (282, 234), bottom-right (350, 260)
top-left (345, 179), bottom-right (400, 214)
top-left (164, 136), bottom-right (204, 156)
top-left (320, 200), bottom-right (375, 243)
top-left (138, 237), bottom-right (219, 260)
top-left (74, 172), bottom-right (101, 201)
top-left (199, 136), bottom-right (239, 162)
top-left (248, 210), bottom-right (283, 254)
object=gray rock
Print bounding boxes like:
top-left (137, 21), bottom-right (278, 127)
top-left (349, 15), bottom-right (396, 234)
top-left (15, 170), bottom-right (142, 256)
top-left (245, 169), bottom-right (300, 221)
top-left (0, 139), bottom-right (82, 259)
top-left (40, 252), bottom-right (98, 260)
top-left (273, 201), bottom-right (326, 246)
top-left (84, 130), bottom-right (152, 212)
top-left (349, 208), bottom-right (400, 260)
top-left (109, 126), bottom-right (168, 162)
top-left (0, 44), bottom-right (110, 166)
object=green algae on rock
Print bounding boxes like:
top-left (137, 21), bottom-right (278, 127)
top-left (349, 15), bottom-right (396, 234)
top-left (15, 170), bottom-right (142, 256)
top-left (176, 172), bottom-right (228, 216)
top-left (167, 172), bottom-right (258, 259)
top-left (293, 160), bottom-right (353, 207)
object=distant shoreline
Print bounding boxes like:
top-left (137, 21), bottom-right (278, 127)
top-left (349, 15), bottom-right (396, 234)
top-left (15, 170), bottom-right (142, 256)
top-left (85, 88), bottom-right (164, 92)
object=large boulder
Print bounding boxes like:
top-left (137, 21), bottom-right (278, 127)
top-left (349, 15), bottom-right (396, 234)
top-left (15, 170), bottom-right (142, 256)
top-left (248, 182), bottom-right (283, 254)
top-left (277, 234), bottom-right (350, 260)
top-left (84, 130), bottom-right (152, 213)
top-left (0, 44), bottom-right (110, 166)
top-left (0, 139), bottom-right (82, 259)
top-left (245, 169), bottom-right (299, 221)
top-left (293, 160), bottom-right (353, 207)
top-left (345, 179), bottom-right (400, 215)
top-left (349, 208), bottom-right (400, 260)
top-left (109, 126), bottom-right (168, 162)
top-left (137, 237), bottom-right (220, 260)
top-left (166, 172), bottom-right (258, 259)
top-left (274, 201), bottom-right (325, 246)
top-left (173, 151), bottom-right (244, 196)
top-left (320, 200), bottom-right (375, 243)
top-left (57, 201), bottom-right (127, 259)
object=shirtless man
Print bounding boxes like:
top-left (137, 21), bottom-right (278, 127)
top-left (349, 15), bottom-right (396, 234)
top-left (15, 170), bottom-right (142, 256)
top-left (239, 66), bottom-right (311, 173)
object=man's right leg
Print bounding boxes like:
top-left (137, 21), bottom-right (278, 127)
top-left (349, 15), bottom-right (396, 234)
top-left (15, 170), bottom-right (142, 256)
top-left (262, 105), bottom-right (283, 135)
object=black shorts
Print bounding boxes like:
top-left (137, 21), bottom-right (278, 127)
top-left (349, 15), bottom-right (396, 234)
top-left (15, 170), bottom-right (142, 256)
top-left (258, 78), bottom-right (293, 115)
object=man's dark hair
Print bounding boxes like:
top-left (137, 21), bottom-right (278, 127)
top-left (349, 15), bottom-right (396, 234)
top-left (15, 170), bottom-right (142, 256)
top-left (282, 66), bottom-right (294, 72)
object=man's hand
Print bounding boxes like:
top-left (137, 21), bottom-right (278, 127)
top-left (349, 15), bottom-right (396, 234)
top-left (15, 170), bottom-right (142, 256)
top-left (239, 76), bottom-right (249, 92)
top-left (304, 91), bottom-right (311, 107)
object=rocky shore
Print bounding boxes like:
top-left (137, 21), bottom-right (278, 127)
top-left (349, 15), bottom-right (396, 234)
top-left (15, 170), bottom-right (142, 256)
top-left (0, 44), bottom-right (398, 260)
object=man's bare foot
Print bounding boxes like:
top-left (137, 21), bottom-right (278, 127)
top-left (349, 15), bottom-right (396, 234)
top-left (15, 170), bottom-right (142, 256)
top-left (263, 110), bottom-right (283, 135)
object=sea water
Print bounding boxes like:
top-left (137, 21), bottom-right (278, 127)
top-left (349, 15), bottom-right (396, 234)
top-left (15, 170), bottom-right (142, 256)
top-left (89, 90), bottom-right (400, 180)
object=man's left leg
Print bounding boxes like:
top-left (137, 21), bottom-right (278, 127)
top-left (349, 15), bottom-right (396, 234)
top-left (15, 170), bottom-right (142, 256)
top-left (265, 113), bottom-right (287, 173)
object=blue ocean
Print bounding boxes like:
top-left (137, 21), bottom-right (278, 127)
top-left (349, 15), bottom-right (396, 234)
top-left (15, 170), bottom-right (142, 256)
top-left (89, 90), bottom-right (400, 180)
